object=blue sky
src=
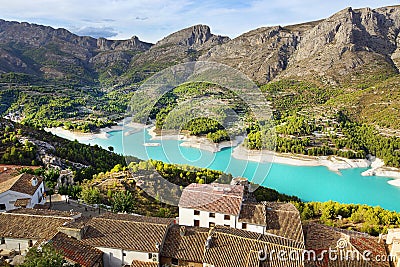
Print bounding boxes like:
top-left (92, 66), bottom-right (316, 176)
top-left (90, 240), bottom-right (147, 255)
top-left (0, 0), bottom-right (398, 43)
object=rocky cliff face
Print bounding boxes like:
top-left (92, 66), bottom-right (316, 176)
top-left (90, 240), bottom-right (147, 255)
top-left (202, 5), bottom-right (400, 85)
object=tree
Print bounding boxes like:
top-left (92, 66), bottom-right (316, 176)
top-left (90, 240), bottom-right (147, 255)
top-left (21, 245), bottom-right (64, 267)
top-left (111, 191), bottom-right (135, 213)
top-left (80, 186), bottom-right (101, 205)
top-left (108, 146), bottom-right (114, 152)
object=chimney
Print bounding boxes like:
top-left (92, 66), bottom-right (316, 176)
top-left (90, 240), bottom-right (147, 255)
top-left (205, 236), bottom-right (212, 249)
top-left (31, 177), bottom-right (38, 187)
top-left (180, 226), bottom-right (186, 237)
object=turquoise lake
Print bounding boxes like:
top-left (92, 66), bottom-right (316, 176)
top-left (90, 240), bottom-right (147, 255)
top-left (54, 128), bottom-right (400, 211)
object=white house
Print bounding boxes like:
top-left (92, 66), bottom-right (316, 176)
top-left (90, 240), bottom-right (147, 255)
top-left (58, 213), bottom-right (174, 267)
top-left (0, 208), bottom-right (79, 252)
top-left (0, 173), bottom-right (46, 211)
top-left (178, 183), bottom-right (245, 229)
top-left (178, 181), bottom-right (304, 243)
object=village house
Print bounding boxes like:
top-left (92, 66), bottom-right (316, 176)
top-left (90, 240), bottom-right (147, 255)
top-left (160, 225), bottom-right (209, 267)
top-left (386, 228), bottom-right (400, 267)
top-left (178, 182), bottom-right (246, 229)
top-left (0, 171), bottom-right (45, 211)
top-left (178, 181), bottom-right (304, 243)
top-left (238, 201), bottom-right (304, 242)
top-left (58, 213), bottom-right (174, 267)
top-left (202, 225), bottom-right (304, 267)
top-left (0, 208), bottom-right (80, 253)
top-left (49, 232), bottom-right (104, 267)
top-left (303, 222), bottom-right (390, 267)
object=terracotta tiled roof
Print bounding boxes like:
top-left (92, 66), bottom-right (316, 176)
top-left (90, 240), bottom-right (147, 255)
top-left (303, 222), bottom-right (389, 267)
top-left (203, 226), bottom-right (304, 267)
top-left (0, 210), bottom-right (76, 240)
top-left (33, 203), bottom-right (50, 209)
top-left (179, 183), bottom-right (244, 215)
top-left (0, 173), bottom-right (43, 195)
top-left (130, 260), bottom-right (159, 267)
top-left (14, 198), bottom-right (31, 207)
top-left (161, 225), bottom-right (209, 263)
top-left (6, 207), bottom-right (81, 218)
top-left (50, 232), bottom-right (103, 267)
top-left (239, 202), bottom-right (304, 243)
top-left (81, 213), bottom-right (173, 252)
top-left (99, 212), bottom-right (175, 224)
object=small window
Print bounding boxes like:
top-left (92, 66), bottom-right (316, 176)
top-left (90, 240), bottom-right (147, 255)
top-left (224, 224), bottom-right (230, 227)
top-left (28, 240), bottom-right (33, 247)
top-left (209, 222), bottom-right (215, 228)
top-left (194, 220), bottom-right (200, 227)
top-left (242, 223), bottom-right (247, 229)
top-left (209, 213), bottom-right (215, 218)
top-left (0, 237), bottom-right (5, 244)
top-left (148, 253), bottom-right (153, 259)
top-left (0, 204), bottom-right (6, 210)
top-left (194, 210), bottom-right (200, 215)
top-left (171, 258), bottom-right (179, 265)
top-left (224, 215), bottom-right (230, 220)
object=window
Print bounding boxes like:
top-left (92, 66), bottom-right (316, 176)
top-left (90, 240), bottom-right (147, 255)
top-left (209, 213), bottom-right (215, 218)
top-left (194, 210), bottom-right (200, 215)
top-left (148, 253), bottom-right (153, 259)
top-left (171, 258), bottom-right (179, 265)
top-left (209, 222), bottom-right (215, 228)
top-left (28, 240), bottom-right (33, 247)
top-left (0, 204), bottom-right (6, 210)
top-left (194, 220), bottom-right (200, 227)
top-left (241, 223), bottom-right (247, 229)
top-left (224, 215), bottom-right (230, 220)
top-left (0, 237), bottom-right (5, 245)
top-left (224, 224), bottom-right (230, 227)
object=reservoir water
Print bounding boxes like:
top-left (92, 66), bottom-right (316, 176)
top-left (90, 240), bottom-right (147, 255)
top-left (53, 128), bottom-right (400, 211)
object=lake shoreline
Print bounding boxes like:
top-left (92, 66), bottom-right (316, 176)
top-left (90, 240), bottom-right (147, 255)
top-left (46, 122), bottom-right (400, 183)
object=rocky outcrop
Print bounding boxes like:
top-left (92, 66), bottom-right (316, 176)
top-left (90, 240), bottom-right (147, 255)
top-left (200, 24), bottom-right (311, 82)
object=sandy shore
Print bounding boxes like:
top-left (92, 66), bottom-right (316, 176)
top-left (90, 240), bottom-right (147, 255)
top-left (232, 145), bottom-right (371, 172)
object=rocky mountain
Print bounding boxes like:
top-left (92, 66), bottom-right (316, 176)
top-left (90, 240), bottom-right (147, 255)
top-left (123, 24), bottom-right (229, 83)
top-left (202, 6), bottom-right (400, 85)
top-left (0, 19), bottom-right (152, 84)
top-left (2, 6), bottom-right (400, 86)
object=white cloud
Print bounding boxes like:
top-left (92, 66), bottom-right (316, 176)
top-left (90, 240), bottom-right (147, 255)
top-left (0, 0), bottom-right (398, 42)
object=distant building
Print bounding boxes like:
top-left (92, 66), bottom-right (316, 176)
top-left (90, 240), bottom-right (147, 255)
top-left (0, 172), bottom-right (45, 211)
top-left (58, 213), bottom-right (174, 267)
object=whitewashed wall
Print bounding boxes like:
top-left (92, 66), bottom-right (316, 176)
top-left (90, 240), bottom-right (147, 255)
top-left (97, 247), bottom-right (159, 267)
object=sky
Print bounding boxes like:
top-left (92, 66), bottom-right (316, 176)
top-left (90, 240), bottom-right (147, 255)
top-left (0, 0), bottom-right (399, 43)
